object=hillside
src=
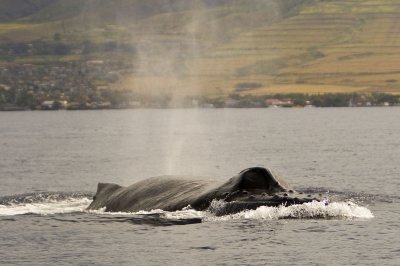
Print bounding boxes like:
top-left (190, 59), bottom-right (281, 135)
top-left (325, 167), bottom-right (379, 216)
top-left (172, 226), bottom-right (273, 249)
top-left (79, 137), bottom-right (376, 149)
top-left (1, 0), bottom-right (400, 98)
top-left (0, 0), bottom-right (54, 22)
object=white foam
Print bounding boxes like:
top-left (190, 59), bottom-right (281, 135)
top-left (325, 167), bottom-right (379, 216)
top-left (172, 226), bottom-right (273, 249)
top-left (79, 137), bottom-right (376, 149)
top-left (205, 201), bottom-right (374, 221)
top-left (0, 197), bottom-right (374, 222)
top-left (86, 201), bottom-right (374, 222)
top-left (0, 197), bottom-right (92, 216)
top-left (87, 208), bottom-right (165, 216)
top-left (164, 208), bottom-right (206, 220)
top-left (87, 206), bottom-right (206, 220)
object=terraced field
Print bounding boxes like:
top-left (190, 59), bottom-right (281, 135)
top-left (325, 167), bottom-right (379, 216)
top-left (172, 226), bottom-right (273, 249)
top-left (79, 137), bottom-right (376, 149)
top-left (118, 0), bottom-right (400, 97)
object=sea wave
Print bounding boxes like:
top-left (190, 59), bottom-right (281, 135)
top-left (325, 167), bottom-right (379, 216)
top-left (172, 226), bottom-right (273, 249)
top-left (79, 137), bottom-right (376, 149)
top-left (0, 197), bottom-right (91, 216)
top-left (0, 193), bottom-right (373, 221)
top-left (206, 200), bottom-right (374, 221)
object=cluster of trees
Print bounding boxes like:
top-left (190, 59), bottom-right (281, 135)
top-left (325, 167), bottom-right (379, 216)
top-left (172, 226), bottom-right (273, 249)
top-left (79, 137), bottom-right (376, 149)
top-left (81, 40), bottom-right (136, 55)
top-left (0, 87), bottom-right (35, 107)
top-left (288, 92), bottom-right (400, 107)
top-left (2, 83), bottom-right (400, 109)
top-left (0, 86), bottom-right (93, 109)
top-left (0, 40), bottom-right (71, 59)
top-left (0, 86), bottom-right (151, 109)
top-left (207, 92), bottom-right (400, 108)
top-left (234, 82), bottom-right (263, 92)
top-left (0, 35), bottom-right (136, 62)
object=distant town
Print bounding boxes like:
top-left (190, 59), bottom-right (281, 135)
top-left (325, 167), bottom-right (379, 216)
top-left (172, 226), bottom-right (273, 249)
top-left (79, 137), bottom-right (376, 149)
top-left (1, 59), bottom-right (400, 111)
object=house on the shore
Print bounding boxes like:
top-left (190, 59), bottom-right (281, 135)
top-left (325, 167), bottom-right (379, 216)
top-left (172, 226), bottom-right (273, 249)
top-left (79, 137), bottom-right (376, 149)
top-left (41, 100), bottom-right (68, 110)
top-left (41, 101), bottom-right (55, 110)
top-left (265, 98), bottom-right (293, 107)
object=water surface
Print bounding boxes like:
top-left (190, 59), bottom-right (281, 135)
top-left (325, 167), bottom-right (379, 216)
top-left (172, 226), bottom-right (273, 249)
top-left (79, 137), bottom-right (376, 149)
top-left (0, 108), bottom-right (399, 265)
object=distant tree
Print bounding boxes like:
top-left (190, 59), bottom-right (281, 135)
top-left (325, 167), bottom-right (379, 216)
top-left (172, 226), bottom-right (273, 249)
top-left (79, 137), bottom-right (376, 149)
top-left (208, 97), bottom-right (225, 108)
top-left (371, 92), bottom-right (399, 105)
top-left (310, 93), bottom-right (351, 107)
top-left (16, 90), bottom-right (35, 107)
top-left (102, 41), bottom-right (118, 52)
top-left (53, 33), bottom-right (62, 42)
top-left (0, 89), bottom-right (5, 104)
top-left (234, 82), bottom-right (262, 92)
top-left (82, 40), bottom-right (95, 54)
top-left (228, 93), bottom-right (241, 100)
top-left (52, 101), bottom-right (62, 110)
top-left (11, 43), bottom-right (29, 54)
top-left (308, 48), bottom-right (325, 59)
top-left (0, 53), bottom-right (16, 62)
top-left (291, 93), bottom-right (308, 106)
top-left (53, 43), bottom-right (70, 55)
top-left (4, 87), bottom-right (17, 103)
top-left (32, 39), bottom-right (49, 54)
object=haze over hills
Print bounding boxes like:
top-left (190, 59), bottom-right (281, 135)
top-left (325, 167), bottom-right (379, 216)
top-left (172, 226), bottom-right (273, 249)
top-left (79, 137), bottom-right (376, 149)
top-left (1, 0), bottom-right (400, 98)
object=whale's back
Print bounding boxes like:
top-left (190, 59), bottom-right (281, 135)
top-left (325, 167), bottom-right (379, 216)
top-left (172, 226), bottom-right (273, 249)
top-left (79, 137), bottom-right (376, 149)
top-left (87, 167), bottom-right (292, 212)
top-left (88, 176), bottom-right (216, 212)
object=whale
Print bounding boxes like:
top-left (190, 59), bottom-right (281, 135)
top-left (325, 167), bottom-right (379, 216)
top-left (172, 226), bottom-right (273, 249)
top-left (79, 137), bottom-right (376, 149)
top-left (87, 167), bottom-right (323, 215)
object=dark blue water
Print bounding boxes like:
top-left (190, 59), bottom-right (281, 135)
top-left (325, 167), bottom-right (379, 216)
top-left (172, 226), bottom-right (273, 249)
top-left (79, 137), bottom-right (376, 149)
top-left (0, 108), bottom-right (399, 265)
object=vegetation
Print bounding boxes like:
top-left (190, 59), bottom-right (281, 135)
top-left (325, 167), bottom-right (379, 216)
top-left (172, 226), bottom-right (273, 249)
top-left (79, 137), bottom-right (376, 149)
top-left (206, 93), bottom-right (400, 108)
top-left (1, 82), bottom-right (399, 110)
top-left (0, 39), bottom-right (136, 60)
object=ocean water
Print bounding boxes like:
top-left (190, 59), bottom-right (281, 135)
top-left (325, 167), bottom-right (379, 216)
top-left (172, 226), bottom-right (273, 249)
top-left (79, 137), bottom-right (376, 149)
top-left (0, 108), bottom-right (399, 265)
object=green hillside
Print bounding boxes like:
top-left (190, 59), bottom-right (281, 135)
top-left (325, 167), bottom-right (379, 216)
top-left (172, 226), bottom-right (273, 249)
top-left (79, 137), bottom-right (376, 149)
top-left (0, 0), bottom-right (54, 22)
top-left (1, 0), bottom-right (400, 97)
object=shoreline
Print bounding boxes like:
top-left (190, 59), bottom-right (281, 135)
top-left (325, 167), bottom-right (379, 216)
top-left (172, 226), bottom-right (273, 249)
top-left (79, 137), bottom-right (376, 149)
top-left (1, 105), bottom-right (399, 112)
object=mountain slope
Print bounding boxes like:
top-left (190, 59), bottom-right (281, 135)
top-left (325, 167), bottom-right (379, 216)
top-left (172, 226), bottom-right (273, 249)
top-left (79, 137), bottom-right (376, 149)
top-left (1, 0), bottom-right (400, 96)
top-left (0, 0), bottom-right (54, 22)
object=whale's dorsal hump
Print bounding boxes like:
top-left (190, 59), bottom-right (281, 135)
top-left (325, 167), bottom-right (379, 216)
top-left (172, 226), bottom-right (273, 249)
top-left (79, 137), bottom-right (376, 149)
top-left (88, 183), bottom-right (123, 210)
top-left (96, 182), bottom-right (122, 196)
top-left (233, 167), bottom-right (290, 193)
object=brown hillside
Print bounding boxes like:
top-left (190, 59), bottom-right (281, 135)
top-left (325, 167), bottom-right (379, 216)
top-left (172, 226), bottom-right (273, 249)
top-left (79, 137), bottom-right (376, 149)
top-left (1, 0), bottom-right (400, 96)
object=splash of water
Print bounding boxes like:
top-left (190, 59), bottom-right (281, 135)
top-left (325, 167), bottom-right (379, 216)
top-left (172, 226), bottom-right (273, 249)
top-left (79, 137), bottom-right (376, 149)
top-left (0, 197), bottom-right (92, 216)
top-left (0, 193), bottom-right (373, 221)
top-left (206, 200), bottom-right (374, 221)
